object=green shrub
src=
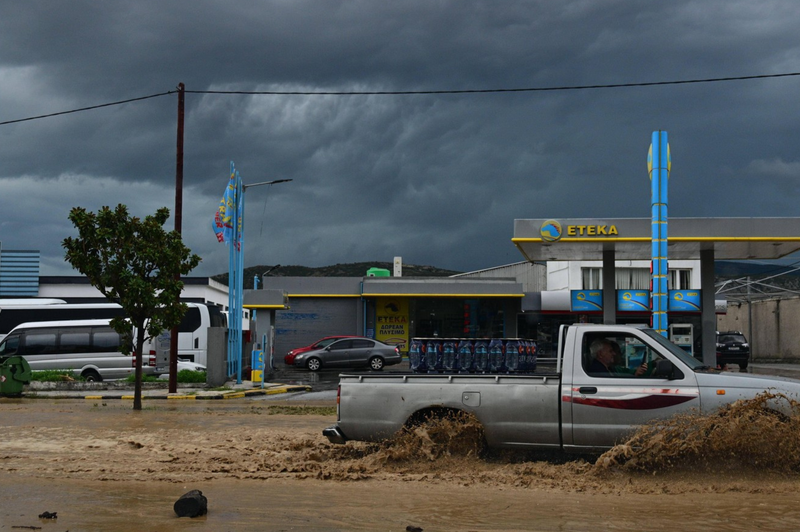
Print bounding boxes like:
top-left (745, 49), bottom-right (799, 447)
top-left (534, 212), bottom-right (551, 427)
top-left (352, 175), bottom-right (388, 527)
top-left (176, 369), bottom-right (207, 383)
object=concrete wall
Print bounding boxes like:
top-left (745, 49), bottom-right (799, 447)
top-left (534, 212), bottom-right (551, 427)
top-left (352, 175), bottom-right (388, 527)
top-left (718, 296), bottom-right (800, 362)
top-left (207, 327), bottom-right (228, 386)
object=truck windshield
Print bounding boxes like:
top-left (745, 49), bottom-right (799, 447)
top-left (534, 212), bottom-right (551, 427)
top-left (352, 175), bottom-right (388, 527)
top-left (641, 329), bottom-right (706, 370)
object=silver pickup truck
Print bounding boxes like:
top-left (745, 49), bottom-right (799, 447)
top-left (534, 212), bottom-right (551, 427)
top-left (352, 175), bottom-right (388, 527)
top-left (323, 324), bottom-right (800, 452)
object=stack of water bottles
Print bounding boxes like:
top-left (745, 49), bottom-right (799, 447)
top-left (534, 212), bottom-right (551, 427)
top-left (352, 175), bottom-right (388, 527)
top-left (408, 337), bottom-right (537, 374)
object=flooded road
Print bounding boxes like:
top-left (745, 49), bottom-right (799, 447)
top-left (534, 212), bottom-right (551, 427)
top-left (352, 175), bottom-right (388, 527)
top-left (1, 396), bottom-right (799, 531)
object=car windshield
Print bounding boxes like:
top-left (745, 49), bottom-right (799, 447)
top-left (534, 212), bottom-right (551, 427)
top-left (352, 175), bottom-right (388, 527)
top-left (718, 334), bottom-right (747, 344)
top-left (641, 328), bottom-right (706, 370)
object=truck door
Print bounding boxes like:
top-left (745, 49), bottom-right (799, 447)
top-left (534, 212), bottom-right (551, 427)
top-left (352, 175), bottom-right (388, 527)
top-left (566, 328), bottom-right (700, 450)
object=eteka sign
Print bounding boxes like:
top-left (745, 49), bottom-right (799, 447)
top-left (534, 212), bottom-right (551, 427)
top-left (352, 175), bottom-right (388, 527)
top-left (540, 220), bottom-right (618, 242)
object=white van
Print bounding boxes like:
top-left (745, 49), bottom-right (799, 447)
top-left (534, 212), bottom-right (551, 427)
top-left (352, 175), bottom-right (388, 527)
top-left (0, 319), bottom-right (157, 382)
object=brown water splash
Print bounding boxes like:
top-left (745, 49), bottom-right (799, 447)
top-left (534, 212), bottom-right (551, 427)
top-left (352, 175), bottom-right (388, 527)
top-left (594, 392), bottom-right (800, 474)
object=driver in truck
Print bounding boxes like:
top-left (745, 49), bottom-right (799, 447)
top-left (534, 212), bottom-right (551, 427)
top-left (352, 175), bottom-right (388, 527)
top-left (588, 338), bottom-right (649, 377)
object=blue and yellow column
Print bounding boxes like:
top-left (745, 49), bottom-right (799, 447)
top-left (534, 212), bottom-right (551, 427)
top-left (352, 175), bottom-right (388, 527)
top-left (648, 131), bottom-right (670, 337)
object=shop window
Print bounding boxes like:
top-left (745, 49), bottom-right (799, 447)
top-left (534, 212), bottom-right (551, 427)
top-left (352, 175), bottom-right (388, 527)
top-left (669, 269), bottom-right (692, 290)
top-left (582, 268), bottom-right (602, 289)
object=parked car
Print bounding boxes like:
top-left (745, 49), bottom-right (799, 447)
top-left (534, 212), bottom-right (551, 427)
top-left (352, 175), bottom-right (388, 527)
top-left (293, 337), bottom-right (401, 372)
top-left (284, 335), bottom-right (356, 365)
top-left (716, 331), bottom-right (750, 370)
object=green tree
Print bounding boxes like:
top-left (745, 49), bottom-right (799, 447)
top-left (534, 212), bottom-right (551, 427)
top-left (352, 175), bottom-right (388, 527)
top-left (62, 205), bottom-right (201, 410)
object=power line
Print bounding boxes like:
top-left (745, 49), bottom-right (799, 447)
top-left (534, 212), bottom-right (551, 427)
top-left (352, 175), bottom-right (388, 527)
top-left (2, 71), bottom-right (800, 126)
top-left (187, 72), bottom-right (800, 96)
top-left (0, 90), bottom-right (177, 126)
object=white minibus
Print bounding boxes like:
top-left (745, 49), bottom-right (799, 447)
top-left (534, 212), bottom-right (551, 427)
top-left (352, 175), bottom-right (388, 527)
top-left (0, 302), bottom-right (225, 367)
top-left (0, 319), bottom-right (156, 382)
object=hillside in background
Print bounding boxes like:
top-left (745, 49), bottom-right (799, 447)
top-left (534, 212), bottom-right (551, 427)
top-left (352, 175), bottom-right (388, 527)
top-left (210, 260), bottom-right (800, 292)
top-left (715, 260), bottom-right (800, 280)
top-left (212, 262), bottom-right (462, 289)
top-left (715, 260), bottom-right (800, 299)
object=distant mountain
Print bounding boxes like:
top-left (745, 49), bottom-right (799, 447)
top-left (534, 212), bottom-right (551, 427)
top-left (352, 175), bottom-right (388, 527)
top-left (212, 262), bottom-right (462, 288)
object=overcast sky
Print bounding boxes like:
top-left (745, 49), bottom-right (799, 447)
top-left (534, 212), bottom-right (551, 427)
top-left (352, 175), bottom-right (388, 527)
top-left (2, 1), bottom-right (800, 277)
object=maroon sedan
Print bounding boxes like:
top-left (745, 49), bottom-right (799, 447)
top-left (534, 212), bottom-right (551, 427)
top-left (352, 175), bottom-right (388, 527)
top-left (284, 336), bottom-right (356, 365)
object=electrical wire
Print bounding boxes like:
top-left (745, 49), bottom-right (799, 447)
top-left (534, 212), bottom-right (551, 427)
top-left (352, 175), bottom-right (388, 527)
top-left (186, 72), bottom-right (800, 96)
top-left (2, 71), bottom-right (800, 126)
top-left (0, 90), bottom-right (177, 126)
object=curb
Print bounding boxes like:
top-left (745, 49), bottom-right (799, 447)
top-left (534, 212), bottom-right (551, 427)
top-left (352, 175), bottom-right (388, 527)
top-left (23, 384), bottom-right (312, 401)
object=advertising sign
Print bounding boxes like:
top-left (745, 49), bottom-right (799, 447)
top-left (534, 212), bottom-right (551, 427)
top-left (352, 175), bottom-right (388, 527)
top-left (571, 290), bottom-right (603, 311)
top-left (617, 290), bottom-right (650, 311)
top-left (669, 290), bottom-right (701, 311)
top-left (376, 297), bottom-right (409, 351)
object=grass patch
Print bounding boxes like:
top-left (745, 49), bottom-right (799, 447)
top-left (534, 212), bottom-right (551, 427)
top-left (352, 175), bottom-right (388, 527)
top-left (30, 370), bottom-right (82, 382)
top-left (123, 369), bottom-right (208, 384)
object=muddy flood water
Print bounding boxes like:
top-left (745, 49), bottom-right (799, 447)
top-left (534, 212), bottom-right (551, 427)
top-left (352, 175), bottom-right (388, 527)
top-left (1, 394), bottom-right (800, 531)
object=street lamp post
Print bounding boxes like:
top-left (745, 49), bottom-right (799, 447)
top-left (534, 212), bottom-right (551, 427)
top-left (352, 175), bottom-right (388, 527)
top-left (228, 176), bottom-right (292, 384)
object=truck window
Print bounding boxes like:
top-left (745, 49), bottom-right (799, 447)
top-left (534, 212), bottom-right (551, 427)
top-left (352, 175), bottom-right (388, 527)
top-left (583, 332), bottom-right (665, 378)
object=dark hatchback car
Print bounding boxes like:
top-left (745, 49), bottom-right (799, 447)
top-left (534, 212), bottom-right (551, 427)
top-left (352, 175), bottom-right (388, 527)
top-left (293, 337), bottom-right (401, 372)
top-left (716, 331), bottom-right (750, 370)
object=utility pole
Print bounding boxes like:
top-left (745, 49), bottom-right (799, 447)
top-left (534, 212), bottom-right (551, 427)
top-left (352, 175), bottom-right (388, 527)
top-left (170, 82), bottom-right (185, 394)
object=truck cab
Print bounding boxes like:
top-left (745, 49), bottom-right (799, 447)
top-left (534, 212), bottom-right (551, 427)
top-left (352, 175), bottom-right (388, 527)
top-left (559, 324), bottom-right (705, 451)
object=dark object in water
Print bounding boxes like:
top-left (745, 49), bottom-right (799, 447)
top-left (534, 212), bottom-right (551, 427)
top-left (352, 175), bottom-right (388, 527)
top-left (38, 511), bottom-right (57, 519)
top-left (174, 490), bottom-right (208, 518)
top-left (406, 526), bottom-right (423, 532)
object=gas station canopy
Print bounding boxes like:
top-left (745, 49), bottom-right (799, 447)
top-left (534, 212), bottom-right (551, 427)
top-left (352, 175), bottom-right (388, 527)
top-left (513, 218), bottom-right (800, 262)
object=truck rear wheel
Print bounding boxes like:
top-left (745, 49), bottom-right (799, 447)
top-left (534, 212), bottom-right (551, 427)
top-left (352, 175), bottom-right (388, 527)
top-left (403, 409), bottom-right (487, 458)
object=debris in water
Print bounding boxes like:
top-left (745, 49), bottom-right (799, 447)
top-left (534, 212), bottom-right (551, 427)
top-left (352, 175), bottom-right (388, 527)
top-left (174, 489), bottom-right (208, 518)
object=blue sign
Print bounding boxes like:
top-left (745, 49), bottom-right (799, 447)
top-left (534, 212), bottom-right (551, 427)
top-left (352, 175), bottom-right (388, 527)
top-left (618, 290), bottom-right (650, 311)
top-left (669, 290), bottom-right (701, 311)
top-left (571, 290), bottom-right (603, 311)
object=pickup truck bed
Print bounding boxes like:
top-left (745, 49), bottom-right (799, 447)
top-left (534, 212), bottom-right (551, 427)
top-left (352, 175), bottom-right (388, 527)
top-left (327, 372), bottom-right (563, 450)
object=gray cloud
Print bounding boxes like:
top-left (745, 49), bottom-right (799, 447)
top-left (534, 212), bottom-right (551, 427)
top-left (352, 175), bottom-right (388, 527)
top-left (2, 0), bottom-right (800, 276)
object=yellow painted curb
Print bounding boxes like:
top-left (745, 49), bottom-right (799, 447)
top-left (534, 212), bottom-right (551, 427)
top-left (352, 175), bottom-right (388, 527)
top-left (167, 395), bottom-right (197, 400)
top-left (223, 392), bottom-right (245, 399)
top-left (84, 396), bottom-right (104, 400)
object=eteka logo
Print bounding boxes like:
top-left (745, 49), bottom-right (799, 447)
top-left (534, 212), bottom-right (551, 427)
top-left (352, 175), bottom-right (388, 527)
top-left (540, 220), bottom-right (562, 242)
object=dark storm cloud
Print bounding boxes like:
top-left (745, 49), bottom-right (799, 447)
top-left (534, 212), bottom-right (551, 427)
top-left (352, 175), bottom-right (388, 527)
top-left (2, 0), bottom-right (800, 275)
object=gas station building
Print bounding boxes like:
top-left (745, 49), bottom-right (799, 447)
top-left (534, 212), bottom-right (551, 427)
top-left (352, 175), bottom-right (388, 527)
top-left (513, 217), bottom-right (800, 367)
top-left (257, 216), bottom-right (800, 370)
